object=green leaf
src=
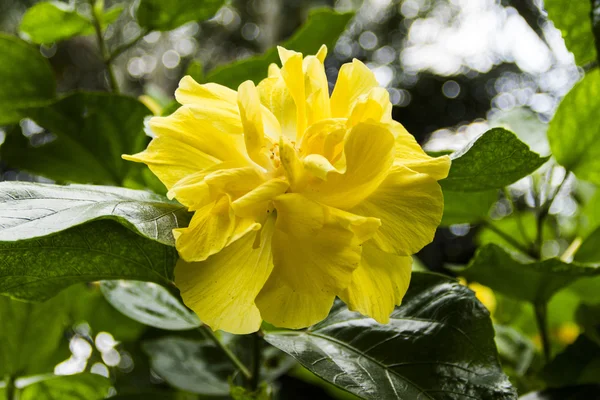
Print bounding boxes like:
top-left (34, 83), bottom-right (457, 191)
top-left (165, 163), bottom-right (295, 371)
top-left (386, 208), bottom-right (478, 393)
top-left (544, 0), bottom-right (595, 65)
top-left (0, 220), bottom-right (177, 301)
top-left (100, 4), bottom-right (125, 26)
top-left (576, 303), bottom-right (600, 346)
top-left (0, 295), bottom-right (69, 376)
top-left (494, 325), bottom-right (537, 377)
top-left (137, 0), bottom-right (224, 31)
top-left (441, 128), bottom-right (549, 192)
top-left (18, 373), bottom-right (111, 400)
top-left (19, 2), bottom-right (93, 44)
top-left (440, 189), bottom-right (497, 226)
top-left (455, 244), bottom-right (600, 304)
top-left (1, 92), bottom-right (151, 185)
top-left (0, 34), bottom-right (56, 125)
top-left (567, 226), bottom-right (600, 304)
top-left (100, 280), bottom-right (200, 330)
top-left (548, 69), bottom-right (600, 184)
top-left (205, 8), bottom-right (353, 89)
top-left (542, 335), bottom-right (600, 387)
top-left (265, 273), bottom-right (516, 400)
top-left (520, 385), bottom-right (600, 400)
top-left (0, 182), bottom-right (190, 245)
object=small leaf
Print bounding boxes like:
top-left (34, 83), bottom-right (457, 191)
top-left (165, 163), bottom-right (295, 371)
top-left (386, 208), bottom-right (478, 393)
top-left (19, 2), bottom-right (92, 44)
top-left (137, 0), bottom-right (224, 31)
top-left (265, 273), bottom-right (516, 400)
top-left (0, 34), bottom-right (56, 125)
top-left (0, 181), bottom-right (190, 245)
top-left (100, 280), bottom-right (200, 330)
top-left (18, 373), bottom-right (111, 400)
top-left (205, 8), bottom-right (353, 89)
top-left (0, 220), bottom-right (177, 301)
top-left (548, 70), bottom-right (600, 184)
top-left (440, 189), bottom-right (497, 226)
top-left (441, 128), bottom-right (549, 192)
top-left (542, 335), bottom-right (600, 387)
top-left (520, 385), bottom-right (600, 400)
top-left (544, 0), bottom-right (595, 65)
top-left (1, 92), bottom-right (151, 185)
top-left (455, 244), bottom-right (600, 304)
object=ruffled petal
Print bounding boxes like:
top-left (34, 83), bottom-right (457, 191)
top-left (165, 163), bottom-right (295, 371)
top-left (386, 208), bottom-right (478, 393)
top-left (278, 47), bottom-right (307, 140)
top-left (255, 193), bottom-right (380, 328)
top-left (174, 196), bottom-right (260, 262)
top-left (299, 118), bottom-right (346, 163)
top-left (231, 178), bottom-right (289, 218)
top-left (330, 59), bottom-right (378, 118)
top-left (347, 87), bottom-right (393, 127)
top-left (175, 216), bottom-right (276, 334)
top-left (339, 242), bottom-right (412, 324)
top-left (204, 166), bottom-right (266, 199)
top-left (238, 80), bottom-right (272, 169)
top-left (391, 121), bottom-right (451, 180)
top-left (351, 165), bottom-right (444, 255)
top-left (303, 51), bottom-right (330, 125)
top-left (257, 68), bottom-right (298, 141)
top-left (303, 122), bottom-right (395, 209)
top-left (175, 76), bottom-right (238, 116)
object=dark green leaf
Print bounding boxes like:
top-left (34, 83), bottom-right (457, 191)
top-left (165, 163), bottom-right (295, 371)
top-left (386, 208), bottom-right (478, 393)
top-left (205, 8), bottom-right (353, 89)
top-left (576, 303), bottom-right (600, 346)
top-left (265, 273), bottom-right (516, 400)
top-left (494, 325), bottom-right (537, 377)
top-left (440, 189), bottom-right (497, 225)
top-left (520, 385), bottom-right (600, 400)
top-left (575, 225), bottom-right (600, 264)
top-left (18, 373), bottom-right (111, 400)
top-left (455, 244), bottom-right (600, 304)
top-left (441, 128), bottom-right (549, 192)
top-left (544, 0), bottom-right (595, 65)
top-left (0, 182), bottom-right (190, 245)
top-left (0, 220), bottom-right (177, 301)
top-left (1, 92), bottom-right (151, 185)
top-left (542, 335), bottom-right (600, 387)
top-left (0, 34), bottom-right (56, 125)
top-left (185, 60), bottom-right (204, 83)
top-left (137, 0), bottom-right (224, 31)
top-left (548, 69), bottom-right (600, 184)
top-left (19, 2), bottom-right (92, 44)
top-left (100, 280), bottom-right (200, 330)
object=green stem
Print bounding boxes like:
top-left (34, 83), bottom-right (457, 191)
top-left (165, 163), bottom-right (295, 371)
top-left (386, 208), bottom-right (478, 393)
top-left (534, 302), bottom-right (551, 363)
top-left (4, 375), bottom-right (14, 400)
top-left (199, 326), bottom-right (251, 380)
top-left (107, 29), bottom-right (149, 62)
top-left (250, 332), bottom-right (262, 391)
top-left (89, 0), bottom-right (119, 93)
top-left (481, 220), bottom-right (536, 258)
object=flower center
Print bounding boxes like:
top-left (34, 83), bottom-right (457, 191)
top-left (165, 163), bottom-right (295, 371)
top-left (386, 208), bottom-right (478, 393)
top-left (269, 143), bottom-right (281, 169)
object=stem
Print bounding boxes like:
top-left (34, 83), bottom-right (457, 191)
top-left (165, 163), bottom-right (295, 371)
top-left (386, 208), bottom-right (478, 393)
top-left (534, 302), bottom-right (551, 363)
top-left (88, 0), bottom-right (119, 93)
top-left (534, 172), bottom-right (570, 257)
top-left (583, 59), bottom-right (599, 73)
top-left (199, 325), bottom-right (251, 380)
top-left (250, 332), bottom-right (262, 391)
top-left (482, 220), bottom-right (536, 258)
top-left (4, 375), bottom-right (14, 400)
top-left (107, 30), bottom-right (149, 62)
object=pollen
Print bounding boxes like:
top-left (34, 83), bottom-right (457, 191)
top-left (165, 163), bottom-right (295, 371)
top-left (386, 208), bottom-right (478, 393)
top-left (269, 143), bottom-right (281, 168)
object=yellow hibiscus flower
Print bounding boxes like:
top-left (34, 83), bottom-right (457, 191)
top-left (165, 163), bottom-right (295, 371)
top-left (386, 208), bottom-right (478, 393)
top-left (124, 45), bottom-right (450, 334)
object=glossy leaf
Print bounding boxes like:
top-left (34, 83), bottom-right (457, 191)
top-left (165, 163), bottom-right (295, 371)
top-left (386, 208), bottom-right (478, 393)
top-left (0, 220), bottom-right (177, 301)
top-left (440, 189), bottom-right (497, 226)
top-left (100, 280), bottom-right (200, 330)
top-left (1, 92), bottom-right (151, 185)
top-left (0, 34), bottom-right (56, 125)
top-left (205, 8), bottom-right (353, 88)
top-left (548, 69), bottom-right (600, 184)
top-left (455, 244), bottom-right (600, 304)
top-left (542, 335), bottom-right (600, 387)
top-left (20, 2), bottom-right (92, 44)
top-left (137, 0), bottom-right (224, 31)
top-left (0, 181), bottom-right (190, 245)
top-left (544, 0), bottom-right (595, 65)
top-left (0, 295), bottom-right (69, 376)
top-left (265, 273), bottom-right (516, 400)
top-left (18, 373), bottom-right (111, 400)
top-left (441, 128), bottom-right (549, 192)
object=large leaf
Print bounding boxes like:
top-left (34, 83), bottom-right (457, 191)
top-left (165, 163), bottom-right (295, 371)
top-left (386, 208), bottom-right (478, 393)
top-left (455, 244), bottom-right (600, 304)
top-left (0, 182), bottom-right (190, 245)
top-left (548, 69), bottom-right (600, 184)
top-left (20, 2), bottom-right (92, 44)
top-left (18, 373), bottom-right (111, 400)
top-left (544, 0), bottom-right (595, 65)
top-left (100, 280), bottom-right (200, 330)
top-left (440, 189), bottom-right (497, 226)
top-left (137, 0), bottom-right (224, 31)
top-left (0, 34), bottom-right (56, 125)
top-left (0, 295), bottom-right (69, 376)
top-left (203, 8), bottom-right (353, 89)
top-left (441, 128), bottom-right (549, 192)
top-left (265, 273), bottom-right (516, 400)
top-left (542, 335), bottom-right (600, 387)
top-left (1, 92), bottom-right (151, 185)
top-left (0, 220), bottom-right (177, 301)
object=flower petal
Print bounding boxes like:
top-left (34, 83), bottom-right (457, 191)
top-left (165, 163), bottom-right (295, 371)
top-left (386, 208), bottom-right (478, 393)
top-left (175, 215), bottom-right (276, 334)
top-left (175, 76), bottom-right (238, 115)
top-left (231, 178), bottom-right (289, 218)
top-left (330, 59), bottom-right (378, 118)
top-left (351, 165), bottom-right (444, 255)
top-left (238, 80), bottom-right (272, 168)
top-left (303, 122), bottom-right (395, 209)
top-left (257, 69), bottom-right (298, 141)
top-left (347, 87), bottom-right (393, 127)
top-left (278, 47), bottom-right (307, 140)
top-left (255, 193), bottom-right (380, 328)
top-left (174, 196), bottom-right (260, 262)
top-left (299, 118), bottom-right (346, 162)
top-left (339, 242), bottom-right (412, 324)
top-left (304, 54), bottom-right (330, 125)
